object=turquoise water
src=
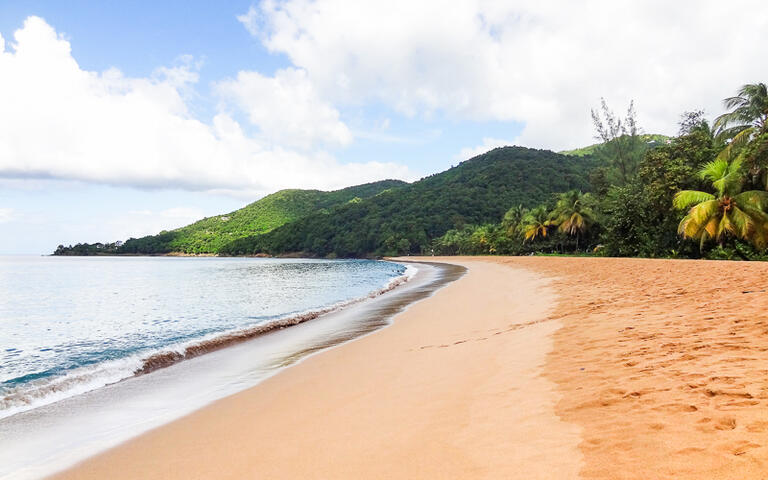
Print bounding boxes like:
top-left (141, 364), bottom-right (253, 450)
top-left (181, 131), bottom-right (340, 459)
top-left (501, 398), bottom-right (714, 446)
top-left (0, 256), bottom-right (408, 418)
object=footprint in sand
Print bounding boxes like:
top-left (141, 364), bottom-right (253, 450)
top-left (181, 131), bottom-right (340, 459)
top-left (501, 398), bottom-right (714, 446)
top-left (746, 421), bottom-right (768, 433)
top-left (675, 446), bottom-right (706, 455)
top-left (653, 403), bottom-right (698, 413)
top-left (729, 441), bottom-right (761, 456)
top-left (714, 417), bottom-right (737, 430)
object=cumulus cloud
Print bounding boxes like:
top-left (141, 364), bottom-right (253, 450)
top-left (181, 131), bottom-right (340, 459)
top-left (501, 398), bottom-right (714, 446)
top-left (0, 16), bottom-right (409, 195)
top-left (215, 67), bottom-right (352, 149)
top-left (250, 0), bottom-right (768, 150)
top-left (237, 6), bottom-right (262, 37)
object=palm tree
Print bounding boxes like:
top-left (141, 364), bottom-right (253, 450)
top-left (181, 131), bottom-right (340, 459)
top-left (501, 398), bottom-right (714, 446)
top-left (714, 83), bottom-right (768, 140)
top-left (673, 157), bottom-right (768, 250)
top-left (502, 204), bottom-right (528, 237)
top-left (713, 83), bottom-right (768, 186)
top-left (520, 206), bottom-right (550, 242)
top-left (548, 190), bottom-right (596, 250)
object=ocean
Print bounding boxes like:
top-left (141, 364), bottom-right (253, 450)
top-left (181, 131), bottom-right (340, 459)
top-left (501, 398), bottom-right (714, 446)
top-left (0, 256), bottom-right (411, 419)
top-left (0, 256), bottom-right (462, 479)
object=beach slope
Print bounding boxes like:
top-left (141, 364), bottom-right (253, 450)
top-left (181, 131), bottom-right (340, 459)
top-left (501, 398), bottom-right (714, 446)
top-left (52, 258), bottom-right (581, 479)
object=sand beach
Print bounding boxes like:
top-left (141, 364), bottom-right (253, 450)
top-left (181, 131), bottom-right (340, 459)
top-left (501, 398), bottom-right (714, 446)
top-left (51, 257), bottom-right (768, 479)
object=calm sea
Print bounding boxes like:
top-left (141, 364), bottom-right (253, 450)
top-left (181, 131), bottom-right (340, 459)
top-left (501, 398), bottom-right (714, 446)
top-left (0, 256), bottom-right (410, 419)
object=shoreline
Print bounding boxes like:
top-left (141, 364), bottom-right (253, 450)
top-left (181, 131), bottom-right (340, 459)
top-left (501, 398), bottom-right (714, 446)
top-left (1, 260), bottom-right (459, 480)
top-left (45, 255), bottom-right (768, 479)
top-left (50, 257), bottom-right (582, 479)
top-left (0, 258), bottom-right (414, 422)
top-left (133, 261), bottom-right (419, 376)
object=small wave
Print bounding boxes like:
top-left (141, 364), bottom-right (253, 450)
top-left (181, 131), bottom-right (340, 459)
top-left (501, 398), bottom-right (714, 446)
top-left (134, 265), bottom-right (414, 375)
top-left (0, 264), bottom-right (415, 419)
top-left (0, 355), bottom-right (145, 420)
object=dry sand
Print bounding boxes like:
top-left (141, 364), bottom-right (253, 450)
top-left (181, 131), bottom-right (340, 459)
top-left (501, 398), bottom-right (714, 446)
top-left (502, 256), bottom-right (768, 479)
top-left (51, 256), bottom-right (768, 479)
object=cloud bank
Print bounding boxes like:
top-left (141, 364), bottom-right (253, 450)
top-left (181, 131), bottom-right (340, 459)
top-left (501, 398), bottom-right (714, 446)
top-left (248, 0), bottom-right (768, 149)
top-left (2, 3), bottom-right (768, 198)
top-left (0, 17), bottom-right (410, 196)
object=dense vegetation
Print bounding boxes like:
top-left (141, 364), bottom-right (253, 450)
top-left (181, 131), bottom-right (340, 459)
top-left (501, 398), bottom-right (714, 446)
top-left (55, 82), bottom-right (768, 261)
top-left (430, 83), bottom-right (768, 260)
top-left (55, 180), bottom-right (406, 255)
top-left (219, 147), bottom-right (595, 257)
top-left (53, 242), bottom-right (122, 256)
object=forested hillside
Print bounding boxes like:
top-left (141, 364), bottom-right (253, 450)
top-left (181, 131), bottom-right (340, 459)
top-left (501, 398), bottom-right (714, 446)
top-left (56, 81), bottom-right (767, 260)
top-left (428, 83), bottom-right (768, 261)
top-left (116, 180), bottom-right (406, 254)
top-left (221, 147), bottom-right (596, 257)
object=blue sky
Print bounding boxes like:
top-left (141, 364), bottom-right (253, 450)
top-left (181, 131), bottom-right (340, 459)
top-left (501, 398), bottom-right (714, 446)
top-left (0, 0), bottom-right (522, 168)
top-left (0, 1), bottom-right (766, 253)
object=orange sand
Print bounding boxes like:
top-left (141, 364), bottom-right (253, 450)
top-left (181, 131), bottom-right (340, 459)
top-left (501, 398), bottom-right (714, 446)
top-left (51, 257), bottom-right (768, 479)
top-left (502, 256), bottom-right (768, 479)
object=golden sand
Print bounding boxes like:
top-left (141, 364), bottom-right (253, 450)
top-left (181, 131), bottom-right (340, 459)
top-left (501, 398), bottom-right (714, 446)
top-left (51, 257), bottom-right (768, 479)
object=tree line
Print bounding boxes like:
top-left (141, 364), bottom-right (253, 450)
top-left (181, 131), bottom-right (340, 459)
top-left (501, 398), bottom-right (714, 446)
top-left (432, 83), bottom-right (768, 260)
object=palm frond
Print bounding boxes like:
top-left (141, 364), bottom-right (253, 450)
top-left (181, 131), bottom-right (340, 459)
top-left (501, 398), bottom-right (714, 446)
top-left (739, 205), bottom-right (768, 250)
top-left (735, 190), bottom-right (768, 210)
top-left (698, 158), bottom-right (728, 187)
top-left (715, 127), bottom-right (754, 163)
top-left (673, 190), bottom-right (715, 210)
top-left (715, 83), bottom-right (768, 140)
top-left (703, 216), bottom-right (719, 239)
top-left (714, 124), bottom-right (751, 143)
top-left (716, 213), bottom-right (733, 240)
top-left (686, 200), bottom-right (719, 235)
top-left (729, 206), bottom-right (753, 239)
top-left (706, 157), bottom-right (743, 196)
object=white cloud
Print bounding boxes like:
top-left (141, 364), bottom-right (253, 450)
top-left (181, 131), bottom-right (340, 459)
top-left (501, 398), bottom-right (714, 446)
top-left (215, 67), bottom-right (352, 149)
top-left (454, 137), bottom-right (514, 162)
top-left (0, 208), bottom-right (15, 223)
top-left (0, 17), bottom-right (409, 195)
top-left (237, 6), bottom-right (262, 37)
top-left (251, 0), bottom-right (768, 150)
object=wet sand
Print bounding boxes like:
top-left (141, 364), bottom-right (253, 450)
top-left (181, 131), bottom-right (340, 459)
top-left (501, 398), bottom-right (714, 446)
top-left (51, 258), bottom-right (581, 479)
top-left (51, 256), bottom-right (768, 479)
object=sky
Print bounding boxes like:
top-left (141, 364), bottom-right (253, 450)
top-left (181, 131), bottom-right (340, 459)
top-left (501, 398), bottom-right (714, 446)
top-left (0, 1), bottom-right (766, 254)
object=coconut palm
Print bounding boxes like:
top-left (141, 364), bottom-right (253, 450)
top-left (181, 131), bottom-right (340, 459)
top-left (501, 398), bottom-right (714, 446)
top-left (501, 204), bottom-right (528, 237)
top-left (714, 83), bottom-right (768, 140)
top-left (712, 83), bottom-right (768, 186)
top-left (520, 206), bottom-right (550, 242)
top-left (673, 157), bottom-right (768, 250)
top-left (548, 190), bottom-right (597, 250)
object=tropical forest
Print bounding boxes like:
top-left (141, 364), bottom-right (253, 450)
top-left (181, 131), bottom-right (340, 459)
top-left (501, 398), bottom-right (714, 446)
top-left (54, 83), bottom-right (768, 261)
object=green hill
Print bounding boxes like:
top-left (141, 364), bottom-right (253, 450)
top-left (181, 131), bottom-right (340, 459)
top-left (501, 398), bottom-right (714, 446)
top-left (560, 134), bottom-right (671, 157)
top-left (118, 179), bottom-right (407, 254)
top-left (221, 146), bottom-right (597, 257)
